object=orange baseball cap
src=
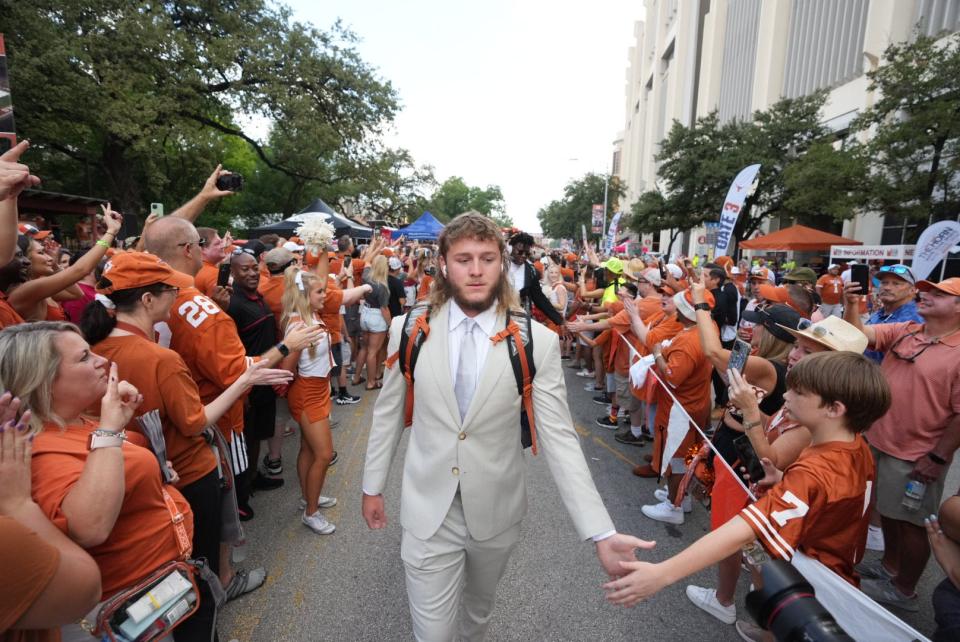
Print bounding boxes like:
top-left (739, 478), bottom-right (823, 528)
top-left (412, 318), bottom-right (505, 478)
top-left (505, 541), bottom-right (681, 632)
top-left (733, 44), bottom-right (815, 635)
top-left (18, 223), bottom-right (52, 240)
top-left (97, 251), bottom-right (192, 293)
top-left (917, 277), bottom-right (960, 296)
top-left (382, 248), bottom-right (394, 257)
top-left (757, 284), bottom-right (790, 304)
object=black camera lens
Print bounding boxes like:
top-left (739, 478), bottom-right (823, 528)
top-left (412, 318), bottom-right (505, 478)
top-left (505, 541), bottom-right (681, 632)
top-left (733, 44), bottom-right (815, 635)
top-left (745, 561), bottom-right (853, 642)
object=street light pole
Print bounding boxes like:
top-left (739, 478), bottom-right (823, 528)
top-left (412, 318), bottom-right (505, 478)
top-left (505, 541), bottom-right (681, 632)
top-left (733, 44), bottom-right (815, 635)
top-left (601, 174), bottom-right (609, 250)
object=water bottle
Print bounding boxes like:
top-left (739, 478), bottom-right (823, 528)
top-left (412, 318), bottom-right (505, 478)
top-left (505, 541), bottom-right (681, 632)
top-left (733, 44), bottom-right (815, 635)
top-left (902, 480), bottom-right (927, 512)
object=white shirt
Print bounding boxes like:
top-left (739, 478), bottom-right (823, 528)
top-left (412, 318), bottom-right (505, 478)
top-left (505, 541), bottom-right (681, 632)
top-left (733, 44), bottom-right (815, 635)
top-left (448, 300), bottom-right (498, 384)
top-left (508, 261), bottom-right (526, 292)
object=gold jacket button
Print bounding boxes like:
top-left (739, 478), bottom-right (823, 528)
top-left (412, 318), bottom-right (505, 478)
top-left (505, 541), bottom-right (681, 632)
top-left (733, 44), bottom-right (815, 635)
top-left (452, 466), bottom-right (460, 476)
top-left (458, 432), bottom-right (466, 440)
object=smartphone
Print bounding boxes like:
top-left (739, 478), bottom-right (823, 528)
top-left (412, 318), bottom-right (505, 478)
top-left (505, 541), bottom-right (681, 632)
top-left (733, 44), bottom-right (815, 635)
top-left (217, 263), bottom-right (231, 288)
top-left (150, 202), bottom-right (164, 217)
top-left (658, 258), bottom-right (667, 282)
top-left (733, 434), bottom-right (765, 484)
top-left (344, 255), bottom-right (352, 269)
top-left (215, 173), bottom-right (243, 192)
top-left (727, 338), bottom-right (751, 373)
top-left (850, 264), bottom-right (869, 295)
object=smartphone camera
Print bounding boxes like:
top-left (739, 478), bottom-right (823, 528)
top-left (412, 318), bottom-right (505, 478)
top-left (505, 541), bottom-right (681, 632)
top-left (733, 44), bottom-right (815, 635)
top-left (216, 173), bottom-right (243, 192)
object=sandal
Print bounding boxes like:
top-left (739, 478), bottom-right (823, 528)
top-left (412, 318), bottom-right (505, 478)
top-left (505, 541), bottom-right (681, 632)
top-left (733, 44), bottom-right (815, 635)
top-left (225, 567), bottom-right (267, 601)
top-left (352, 377), bottom-right (366, 386)
top-left (365, 382), bottom-right (382, 390)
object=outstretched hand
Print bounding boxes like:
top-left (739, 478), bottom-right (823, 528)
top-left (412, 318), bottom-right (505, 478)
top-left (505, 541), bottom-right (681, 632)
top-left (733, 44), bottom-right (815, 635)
top-left (595, 532), bottom-right (656, 579)
top-left (603, 560), bottom-right (666, 607)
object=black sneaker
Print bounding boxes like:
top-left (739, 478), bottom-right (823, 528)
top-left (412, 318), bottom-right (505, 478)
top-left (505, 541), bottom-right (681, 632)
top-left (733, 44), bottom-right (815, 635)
top-left (238, 503), bottom-right (255, 522)
top-left (335, 391), bottom-right (361, 405)
top-left (592, 394), bottom-right (611, 405)
top-left (595, 415), bottom-right (618, 429)
top-left (252, 474), bottom-right (284, 491)
top-left (329, 451), bottom-right (339, 466)
top-left (262, 455), bottom-right (282, 476)
top-left (614, 430), bottom-right (646, 447)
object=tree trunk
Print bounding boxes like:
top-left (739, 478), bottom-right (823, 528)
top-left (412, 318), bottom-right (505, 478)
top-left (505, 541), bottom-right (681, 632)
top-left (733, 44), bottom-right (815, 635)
top-left (100, 137), bottom-right (143, 237)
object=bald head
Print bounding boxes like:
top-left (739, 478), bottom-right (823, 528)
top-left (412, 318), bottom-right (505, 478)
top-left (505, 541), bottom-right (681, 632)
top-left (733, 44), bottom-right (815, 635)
top-left (144, 217), bottom-right (203, 276)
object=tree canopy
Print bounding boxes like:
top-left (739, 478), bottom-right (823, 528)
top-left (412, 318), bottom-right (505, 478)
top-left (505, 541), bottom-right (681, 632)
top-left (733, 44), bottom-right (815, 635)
top-left (0, 0), bottom-right (420, 226)
top-left (424, 176), bottom-right (511, 227)
top-left (536, 173), bottom-right (624, 242)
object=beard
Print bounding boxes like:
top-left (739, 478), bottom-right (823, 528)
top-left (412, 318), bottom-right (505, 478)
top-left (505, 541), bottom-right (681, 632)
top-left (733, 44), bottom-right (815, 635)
top-left (450, 279), bottom-right (498, 314)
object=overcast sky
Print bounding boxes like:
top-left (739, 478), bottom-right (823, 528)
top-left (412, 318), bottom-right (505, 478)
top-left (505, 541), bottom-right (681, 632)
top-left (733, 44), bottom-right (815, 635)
top-left (285, 0), bottom-right (644, 232)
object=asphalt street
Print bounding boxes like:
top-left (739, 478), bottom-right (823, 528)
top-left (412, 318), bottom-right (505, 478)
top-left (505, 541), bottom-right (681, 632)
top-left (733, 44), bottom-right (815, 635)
top-left (219, 366), bottom-right (944, 641)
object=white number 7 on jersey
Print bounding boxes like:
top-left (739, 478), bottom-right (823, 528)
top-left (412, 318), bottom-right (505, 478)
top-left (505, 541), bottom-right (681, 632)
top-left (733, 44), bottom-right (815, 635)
top-left (770, 491), bottom-right (809, 527)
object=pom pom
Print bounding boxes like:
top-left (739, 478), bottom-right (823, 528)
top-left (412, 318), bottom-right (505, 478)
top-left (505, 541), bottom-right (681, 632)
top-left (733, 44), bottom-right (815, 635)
top-left (295, 216), bottom-right (335, 249)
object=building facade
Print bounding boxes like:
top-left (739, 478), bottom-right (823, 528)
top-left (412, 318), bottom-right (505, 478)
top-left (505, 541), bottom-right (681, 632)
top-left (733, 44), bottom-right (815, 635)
top-left (615, 0), bottom-right (960, 259)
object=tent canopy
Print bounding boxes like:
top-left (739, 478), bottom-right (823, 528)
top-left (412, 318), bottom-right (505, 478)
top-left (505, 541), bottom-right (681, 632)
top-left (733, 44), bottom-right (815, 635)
top-left (739, 224), bottom-right (861, 251)
top-left (247, 199), bottom-right (372, 239)
top-left (391, 211), bottom-right (444, 241)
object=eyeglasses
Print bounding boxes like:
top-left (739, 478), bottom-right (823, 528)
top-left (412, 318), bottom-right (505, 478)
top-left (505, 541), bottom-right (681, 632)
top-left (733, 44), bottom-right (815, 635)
top-left (177, 237), bottom-right (207, 249)
top-left (888, 330), bottom-right (937, 363)
top-left (879, 265), bottom-right (915, 281)
top-left (158, 286), bottom-right (180, 295)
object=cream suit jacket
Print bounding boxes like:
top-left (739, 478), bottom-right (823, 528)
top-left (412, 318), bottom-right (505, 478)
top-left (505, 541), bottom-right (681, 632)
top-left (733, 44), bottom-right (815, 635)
top-left (362, 301), bottom-right (615, 542)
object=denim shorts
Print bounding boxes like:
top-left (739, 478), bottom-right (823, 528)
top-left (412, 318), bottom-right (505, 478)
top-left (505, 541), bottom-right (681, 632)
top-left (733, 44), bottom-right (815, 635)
top-left (360, 305), bottom-right (388, 333)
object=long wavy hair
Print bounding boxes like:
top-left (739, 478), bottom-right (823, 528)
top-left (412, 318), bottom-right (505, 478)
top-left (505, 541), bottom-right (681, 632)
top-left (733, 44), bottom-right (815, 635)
top-left (429, 211), bottom-right (519, 314)
top-left (280, 267), bottom-right (323, 359)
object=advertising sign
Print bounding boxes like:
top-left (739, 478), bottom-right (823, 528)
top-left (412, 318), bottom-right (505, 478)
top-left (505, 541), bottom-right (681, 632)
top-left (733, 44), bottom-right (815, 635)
top-left (715, 164), bottom-right (761, 256)
top-left (591, 204), bottom-right (603, 234)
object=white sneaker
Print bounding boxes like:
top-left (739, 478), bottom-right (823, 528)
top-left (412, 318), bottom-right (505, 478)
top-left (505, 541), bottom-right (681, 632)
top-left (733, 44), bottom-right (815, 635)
top-left (298, 496), bottom-right (338, 512)
top-left (653, 488), bottom-right (692, 513)
top-left (641, 500), bottom-right (684, 525)
top-left (575, 369), bottom-right (596, 378)
top-left (686, 585), bottom-right (736, 624)
top-left (866, 524), bottom-right (885, 552)
top-left (302, 510), bottom-right (336, 535)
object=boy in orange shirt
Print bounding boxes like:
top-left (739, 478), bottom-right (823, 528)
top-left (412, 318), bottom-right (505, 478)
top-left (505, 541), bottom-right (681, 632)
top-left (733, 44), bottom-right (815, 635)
top-left (603, 351), bottom-right (891, 632)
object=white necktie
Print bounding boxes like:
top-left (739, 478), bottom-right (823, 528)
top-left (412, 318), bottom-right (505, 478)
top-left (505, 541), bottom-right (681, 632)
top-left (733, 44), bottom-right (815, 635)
top-left (455, 319), bottom-right (480, 420)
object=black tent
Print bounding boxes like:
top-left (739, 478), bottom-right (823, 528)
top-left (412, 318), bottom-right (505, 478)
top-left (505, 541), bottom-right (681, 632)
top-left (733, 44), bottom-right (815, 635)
top-left (247, 198), bottom-right (373, 239)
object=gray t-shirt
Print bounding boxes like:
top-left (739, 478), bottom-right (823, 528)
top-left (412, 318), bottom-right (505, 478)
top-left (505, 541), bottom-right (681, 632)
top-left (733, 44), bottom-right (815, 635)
top-left (362, 266), bottom-right (390, 308)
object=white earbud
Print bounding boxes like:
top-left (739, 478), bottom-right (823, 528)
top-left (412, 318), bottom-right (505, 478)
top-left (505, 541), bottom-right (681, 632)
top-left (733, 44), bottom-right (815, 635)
top-left (442, 265), bottom-right (448, 277)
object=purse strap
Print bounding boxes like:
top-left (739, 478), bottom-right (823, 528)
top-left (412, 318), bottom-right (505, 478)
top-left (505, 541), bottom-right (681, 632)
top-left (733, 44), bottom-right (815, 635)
top-left (162, 487), bottom-right (193, 560)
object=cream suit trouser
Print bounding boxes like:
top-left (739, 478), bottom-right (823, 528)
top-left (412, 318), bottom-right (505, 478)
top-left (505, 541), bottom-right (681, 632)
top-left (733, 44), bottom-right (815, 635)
top-left (401, 491), bottom-right (522, 642)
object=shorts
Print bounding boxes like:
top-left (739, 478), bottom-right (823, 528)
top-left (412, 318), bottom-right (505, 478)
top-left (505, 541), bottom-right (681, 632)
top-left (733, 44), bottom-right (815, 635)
top-left (614, 373), bottom-right (640, 413)
top-left (871, 445), bottom-right (946, 527)
top-left (344, 304), bottom-right (361, 337)
top-left (288, 375), bottom-right (332, 424)
top-left (360, 305), bottom-right (388, 333)
top-left (243, 385), bottom-right (277, 441)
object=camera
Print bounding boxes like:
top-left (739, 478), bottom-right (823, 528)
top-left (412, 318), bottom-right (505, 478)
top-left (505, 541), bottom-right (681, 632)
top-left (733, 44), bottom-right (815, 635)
top-left (745, 561), bottom-right (852, 641)
top-left (216, 173), bottom-right (243, 192)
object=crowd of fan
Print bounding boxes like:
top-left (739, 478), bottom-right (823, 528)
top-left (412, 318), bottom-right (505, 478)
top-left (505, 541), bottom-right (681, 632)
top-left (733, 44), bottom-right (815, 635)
top-left (0, 144), bottom-right (958, 642)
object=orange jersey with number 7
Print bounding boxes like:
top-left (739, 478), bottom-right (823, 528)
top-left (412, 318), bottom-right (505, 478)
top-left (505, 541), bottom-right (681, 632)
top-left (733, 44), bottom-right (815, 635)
top-left (739, 434), bottom-right (875, 586)
top-left (163, 285), bottom-right (255, 437)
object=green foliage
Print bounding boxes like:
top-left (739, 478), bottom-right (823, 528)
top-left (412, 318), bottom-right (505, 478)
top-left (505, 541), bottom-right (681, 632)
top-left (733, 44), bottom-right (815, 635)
top-left (853, 32), bottom-right (960, 226)
top-left (0, 0), bottom-right (400, 227)
top-left (425, 177), bottom-right (510, 226)
top-left (782, 141), bottom-right (868, 222)
top-left (536, 173), bottom-right (624, 241)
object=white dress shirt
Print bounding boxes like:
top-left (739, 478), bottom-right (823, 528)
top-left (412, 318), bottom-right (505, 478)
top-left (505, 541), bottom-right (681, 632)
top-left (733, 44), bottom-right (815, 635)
top-left (448, 300), bottom-right (499, 384)
top-left (508, 261), bottom-right (526, 292)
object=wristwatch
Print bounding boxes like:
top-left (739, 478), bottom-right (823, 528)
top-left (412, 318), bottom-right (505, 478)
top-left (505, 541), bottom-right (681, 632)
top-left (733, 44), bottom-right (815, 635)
top-left (693, 302), bottom-right (711, 312)
top-left (275, 342), bottom-right (290, 357)
top-left (742, 419), bottom-right (763, 431)
top-left (89, 429), bottom-right (126, 450)
top-left (928, 452), bottom-right (947, 465)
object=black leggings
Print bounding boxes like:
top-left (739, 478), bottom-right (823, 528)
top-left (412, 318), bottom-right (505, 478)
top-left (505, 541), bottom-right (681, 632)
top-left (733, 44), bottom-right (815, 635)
top-left (177, 469), bottom-right (222, 576)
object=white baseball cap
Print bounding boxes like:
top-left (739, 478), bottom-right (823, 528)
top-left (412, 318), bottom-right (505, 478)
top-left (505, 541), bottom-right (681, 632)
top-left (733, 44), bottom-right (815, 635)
top-left (388, 257), bottom-right (402, 270)
top-left (282, 241), bottom-right (305, 252)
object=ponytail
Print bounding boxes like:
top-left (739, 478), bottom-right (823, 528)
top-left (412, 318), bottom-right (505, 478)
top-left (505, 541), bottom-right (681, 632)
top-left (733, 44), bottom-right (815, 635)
top-left (79, 281), bottom-right (170, 346)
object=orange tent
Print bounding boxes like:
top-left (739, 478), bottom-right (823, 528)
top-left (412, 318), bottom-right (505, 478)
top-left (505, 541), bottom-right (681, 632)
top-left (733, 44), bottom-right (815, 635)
top-left (739, 224), bottom-right (861, 251)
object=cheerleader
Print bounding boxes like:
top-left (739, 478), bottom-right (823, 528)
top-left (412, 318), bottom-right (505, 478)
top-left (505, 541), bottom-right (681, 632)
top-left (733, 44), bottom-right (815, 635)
top-left (280, 267), bottom-right (340, 535)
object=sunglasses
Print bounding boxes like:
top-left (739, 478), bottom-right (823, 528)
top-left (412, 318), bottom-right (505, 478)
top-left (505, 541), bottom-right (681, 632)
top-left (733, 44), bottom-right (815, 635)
top-left (796, 318), bottom-right (831, 339)
top-left (888, 330), bottom-right (936, 363)
top-left (177, 237), bottom-right (207, 249)
top-left (878, 265), bottom-right (914, 281)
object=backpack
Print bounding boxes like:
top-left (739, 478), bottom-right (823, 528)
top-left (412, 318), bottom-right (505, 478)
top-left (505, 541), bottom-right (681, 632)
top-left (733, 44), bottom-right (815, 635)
top-left (384, 302), bottom-right (540, 454)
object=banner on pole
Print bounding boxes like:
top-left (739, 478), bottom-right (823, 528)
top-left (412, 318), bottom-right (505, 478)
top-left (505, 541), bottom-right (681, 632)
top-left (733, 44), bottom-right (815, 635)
top-left (591, 204), bottom-right (603, 234)
top-left (912, 220), bottom-right (960, 281)
top-left (605, 211), bottom-right (623, 253)
top-left (715, 164), bottom-right (761, 257)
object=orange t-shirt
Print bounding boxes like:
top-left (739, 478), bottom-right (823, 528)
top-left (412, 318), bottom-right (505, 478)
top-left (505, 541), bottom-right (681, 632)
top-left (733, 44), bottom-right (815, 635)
top-left (533, 260), bottom-right (544, 278)
top-left (643, 311), bottom-right (683, 354)
top-left (740, 435), bottom-right (875, 586)
top-left (320, 279), bottom-right (344, 345)
top-left (560, 267), bottom-right (574, 283)
top-left (0, 291), bottom-right (25, 329)
top-left (31, 419), bottom-right (194, 598)
top-left (164, 285), bottom-right (251, 436)
top-left (93, 333), bottom-right (217, 488)
top-left (352, 258), bottom-right (366, 284)
top-left (607, 310), bottom-right (640, 375)
top-left (259, 273), bottom-right (285, 331)
top-left (637, 294), bottom-right (663, 321)
top-left (417, 274), bottom-right (434, 302)
top-left (45, 301), bottom-right (66, 321)
top-left (194, 260), bottom-right (220, 297)
top-left (0, 516), bottom-right (60, 642)
top-left (654, 325), bottom-right (712, 427)
top-left (816, 275), bottom-right (843, 305)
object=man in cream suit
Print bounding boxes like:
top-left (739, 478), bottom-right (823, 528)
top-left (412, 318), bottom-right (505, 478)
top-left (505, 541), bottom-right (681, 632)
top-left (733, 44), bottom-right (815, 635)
top-left (362, 212), bottom-right (650, 641)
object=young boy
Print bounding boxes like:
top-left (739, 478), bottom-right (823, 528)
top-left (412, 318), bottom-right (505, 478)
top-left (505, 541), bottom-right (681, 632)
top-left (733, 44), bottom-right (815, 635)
top-left (603, 350), bottom-right (891, 606)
